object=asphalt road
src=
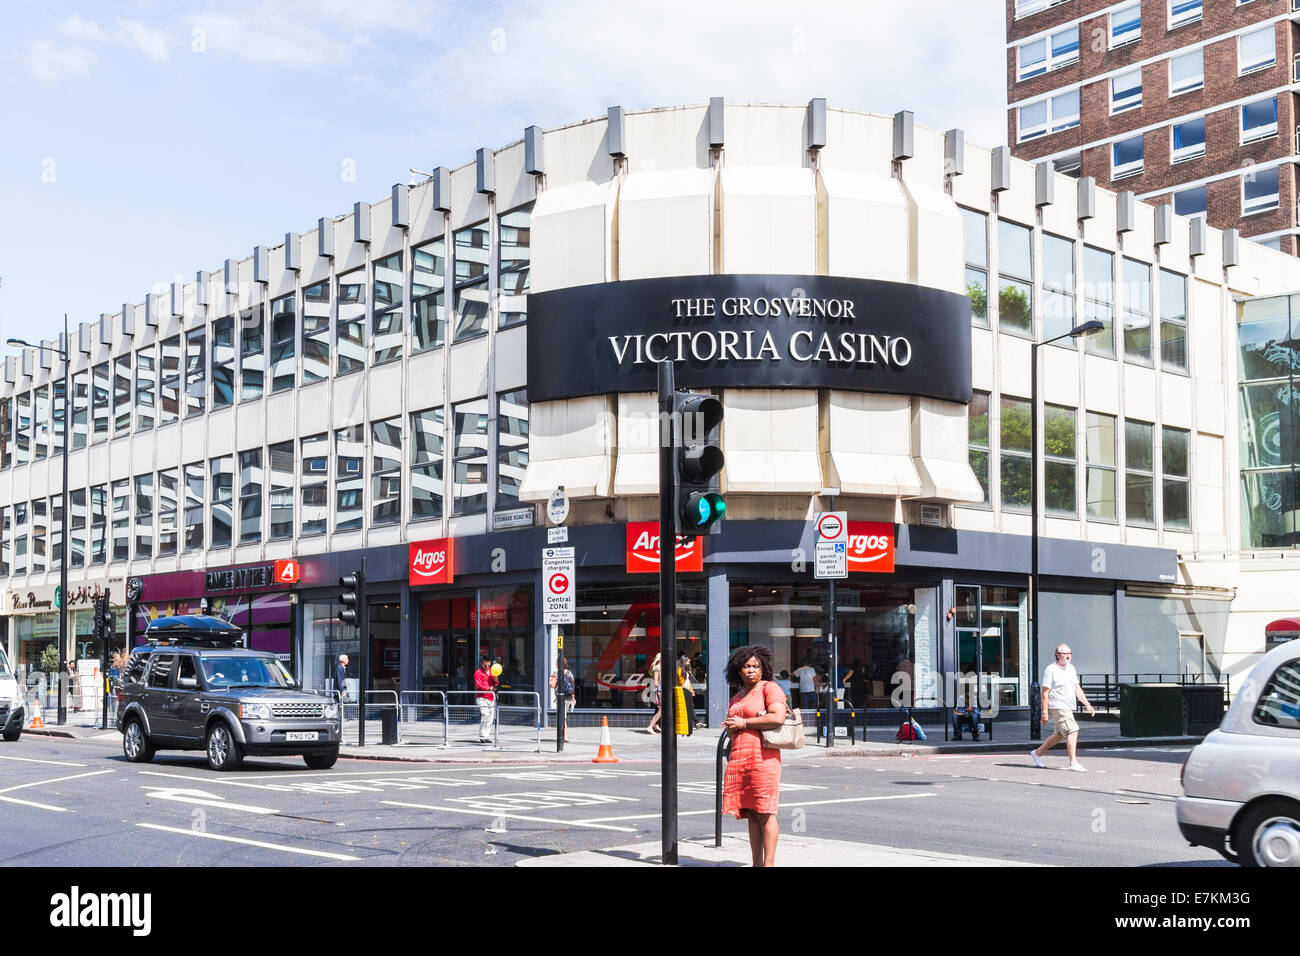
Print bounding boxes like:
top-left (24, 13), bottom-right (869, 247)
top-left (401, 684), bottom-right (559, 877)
top-left (0, 732), bottom-right (1228, 867)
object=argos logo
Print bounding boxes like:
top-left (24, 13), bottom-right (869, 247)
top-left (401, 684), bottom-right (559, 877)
top-left (410, 538), bottom-right (455, 585)
top-left (846, 521), bottom-right (895, 573)
top-left (626, 522), bottom-right (703, 573)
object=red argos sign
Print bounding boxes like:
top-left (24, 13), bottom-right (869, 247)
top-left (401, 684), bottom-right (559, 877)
top-left (846, 521), bottom-right (895, 573)
top-left (626, 522), bottom-right (704, 574)
top-left (273, 559), bottom-right (300, 584)
top-left (410, 538), bottom-right (455, 586)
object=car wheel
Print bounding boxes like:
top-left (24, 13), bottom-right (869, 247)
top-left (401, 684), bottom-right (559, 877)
top-left (2, 728), bottom-right (19, 742)
top-left (1236, 800), bottom-right (1300, 867)
top-left (206, 722), bottom-right (244, 772)
top-left (303, 747), bottom-right (339, 770)
top-left (122, 718), bottom-right (155, 763)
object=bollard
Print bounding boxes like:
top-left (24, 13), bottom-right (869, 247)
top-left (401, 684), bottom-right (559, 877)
top-left (715, 730), bottom-right (732, 847)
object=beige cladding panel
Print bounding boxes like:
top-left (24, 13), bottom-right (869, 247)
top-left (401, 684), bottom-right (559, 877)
top-left (617, 169), bottom-right (714, 281)
top-left (625, 105), bottom-right (711, 174)
top-left (405, 350), bottom-right (443, 412)
top-left (331, 375), bottom-right (365, 430)
top-left (368, 363), bottom-right (403, 421)
top-left (543, 118), bottom-right (615, 191)
top-left (494, 325), bottom-right (527, 392)
top-left (950, 142), bottom-right (992, 211)
top-left (724, 104), bottom-right (808, 168)
top-left (999, 335), bottom-right (1032, 398)
top-left (1038, 171), bottom-right (1078, 237)
top-left (1125, 366), bottom-right (1157, 422)
top-left (905, 123), bottom-right (946, 186)
top-left (495, 140), bottom-right (538, 214)
top-left (447, 337), bottom-right (490, 404)
top-left (819, 169), bottom-right (908, 283)
top-left (1191, 279), bottom-right (1223, 383)
top-left (205, 408), bottom-right (236, 457)
top-left (1081, 189), bottom-right (1117, 245)
top-left (409, 180), bottom-right (444, 246)
top-left (1041, 345), bottom-right (1080, 406)
top-left (971, 328), bottom-right (994, 391)
top-left (1195, 433), bottom-right (1225, 542)
top-left (371, 200), bottom-right (403, 259)
top-left (720, 166), bottom-right (816, 275)
top-left (1195, 381), bottom-right (1225, 436)
top-left (530, 180), bottom-right (615, 294)
top-left (298, 382), bottom-right (330, 436)
top-left (1083, 355), bottom-right (1120, 416)
top-left (907, 184), bottom-right (963, 293)
top-left (826, 390), bottom-right (920, 497)
top-left (722, 389), bottom-right (821, 493)
top-left (613, 392), bottom-right (659, 497)
top-left (1161, 374), bottom-right (1193, 429)
top-left (266, 391), bottom-right (296, 445)
top-left (819, 110), bottom-right (892, 175)
top-left (449, 162), bottom-right (491, 233)
top-left (997, 158), bottom-right (1036, 227)
top-left (267, 243), bottom-right (294, 300)
top-left (155, 428), bottom-right (180, 470)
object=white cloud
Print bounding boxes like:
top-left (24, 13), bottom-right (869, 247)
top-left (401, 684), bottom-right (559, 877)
top-left (25, 14), bottom-right (172, 82)
top-left (25, 38), bottom-right (98, 83)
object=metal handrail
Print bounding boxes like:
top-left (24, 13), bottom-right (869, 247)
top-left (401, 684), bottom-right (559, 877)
top-left (496, 691), bottom-right (543, 753)
top-left (399, 690), bottom-right (450, 748)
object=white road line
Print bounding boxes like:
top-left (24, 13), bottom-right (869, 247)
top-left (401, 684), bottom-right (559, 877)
top-left (141, 787), bottom-right (281, 814)
top-left (0, 794), bottom-right (67, 812)
top-left (136, 823), bottom-right (361, 861)
top-left (0, 754), bottom-right (87, 767)
top-left (0, 769), bottom-right (114, 794)
top-left (136, 771), bottom-right (296, 791)
top-left (577, 792), bottom-right (938, 824)
top-left (379, 799), bottom-right (639, 833)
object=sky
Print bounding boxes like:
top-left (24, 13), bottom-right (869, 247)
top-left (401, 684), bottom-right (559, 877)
top-left (0, 0), bottom-right (1007, 347)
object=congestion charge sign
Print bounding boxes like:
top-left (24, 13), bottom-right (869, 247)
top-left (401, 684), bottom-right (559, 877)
top-left (542, 547), bottom-right (575, 625)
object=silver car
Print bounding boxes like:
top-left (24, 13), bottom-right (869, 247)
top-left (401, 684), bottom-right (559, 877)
top-left (1177, 639), bottom-right (1300, 867)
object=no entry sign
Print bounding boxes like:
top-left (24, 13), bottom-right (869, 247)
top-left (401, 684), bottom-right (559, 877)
top-left (814, 511), bottom-right (848, 580)
top-left (542, 547), bottom-right (575, 625)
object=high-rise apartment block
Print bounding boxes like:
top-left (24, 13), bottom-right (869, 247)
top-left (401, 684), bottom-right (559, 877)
top-left (1008, 0), bottom-right (1299, 252)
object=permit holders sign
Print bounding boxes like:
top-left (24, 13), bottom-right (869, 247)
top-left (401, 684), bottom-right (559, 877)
top-left (542, 547), bottom-right (576, 625)
top-left (814, 511), bottom-right (847, 580)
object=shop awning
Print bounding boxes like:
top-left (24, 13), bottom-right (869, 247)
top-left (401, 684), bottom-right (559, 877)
top-left (827, 450), bottom-right (922, 497)
top-left (913, 455), bottom-right (985, 502)
top-left (519, 456), bottom-right (612, 501)
top-left (723, 450), bottom-right (823, 493)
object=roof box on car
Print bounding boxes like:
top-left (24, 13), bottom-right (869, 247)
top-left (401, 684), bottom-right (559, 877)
top-left (143, 615), bottom-right (246, 646)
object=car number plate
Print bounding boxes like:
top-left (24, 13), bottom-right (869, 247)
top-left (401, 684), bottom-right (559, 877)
top-left (286, 732), bottom-right (319, 742)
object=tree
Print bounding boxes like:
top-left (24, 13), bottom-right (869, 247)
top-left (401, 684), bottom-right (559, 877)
top-left (39, 643), bottom-right (60, 674)
top-left (998, 285), bottom-right (1031, 333)
top-left (967, 281), bottom-right (987, 322)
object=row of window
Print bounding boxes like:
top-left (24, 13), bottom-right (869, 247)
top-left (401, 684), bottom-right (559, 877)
top-left (0, 207), bottom-right (532, 470)
top-left (1169, 163), bottom-right (1282, 223)
top-left (0, 391), bottom-right (528, 577)
top-left (968, 392), bottom-right (1191, 529)
top-left (1016, 0), bottom-right (1217, 29)
top-left (962, 210), bottom-right (1189, 369)
top-left (1108, 96), bottom-right (1278, 182)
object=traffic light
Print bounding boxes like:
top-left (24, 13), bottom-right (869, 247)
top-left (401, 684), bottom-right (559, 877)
top-left (339, 571), bottom-right (364, 626)
top-left (102, 607), bottom-right (116, 646)
top-left (673, 391), bottom-right (726, 535)
top-left (93, 598), bottom-right (105, 637)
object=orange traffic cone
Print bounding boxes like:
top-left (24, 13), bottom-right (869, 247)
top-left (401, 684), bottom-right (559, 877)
top-left (592, 716), bottom-right (619, 763)
top-left (28, 698), bottom-right (45, 730)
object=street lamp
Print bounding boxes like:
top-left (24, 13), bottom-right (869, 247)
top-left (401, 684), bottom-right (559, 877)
top-left (1029, 319), bottom-right (1102, 742)
top-left (8, 315), bottom-right (71, 725)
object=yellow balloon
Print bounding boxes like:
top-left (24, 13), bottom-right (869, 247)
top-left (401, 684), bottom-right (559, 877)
top-left (491, 663), bottom-right (503, 677)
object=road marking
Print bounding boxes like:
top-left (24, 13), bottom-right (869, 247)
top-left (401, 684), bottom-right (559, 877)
top-left (0, 754), bottom-right (86, 767)
top-left (141, 787), bottom-right (281, 814)
top-left (0, 769), bottom-right (114, 794)
top-left (135, 769), bottom-right (487, 794)
top-left (657, 781), bottom-right (828, 794)
top-left (444, 790), bottom-right (640, 812)
top-left (380, 799), bottom-right (639, 833)
top-left (136, 823), bottom-right (361, 860)
top-left (484, 768), bottom-right (659, 782)
top-left (579, 792), bottom-right (938, 824)
top-left (0, 795), bottom-right (68, 812)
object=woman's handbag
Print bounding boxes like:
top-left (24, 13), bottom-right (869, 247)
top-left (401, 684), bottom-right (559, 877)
top-left (759, 683), bottom-right (805, 750)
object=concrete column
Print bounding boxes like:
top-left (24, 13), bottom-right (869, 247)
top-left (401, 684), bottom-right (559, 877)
top-left (707, 566), bottom-right (730, 726)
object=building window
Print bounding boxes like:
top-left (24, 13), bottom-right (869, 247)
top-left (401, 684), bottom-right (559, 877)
top-left (1170, 117), bottom-right (1205, 163)
top-left (454, 222), bottom-right (490, 342)
top-left (997, 220), bottom-right (1033, 336)
top-left (499, 205), bottom-right (532, 330)
top-left (968, 391), bottom-right (990, 507)
top-left (373, 253), bottom-right (404, 364)
top-left (267, 441), bottom-right (293, 540)
top-left (1243, 166), bottom-right (1280, 214)
top-left (212, 316), bottom-right (235, 408)
top-left (1125, 419), bottom-right (1156, 526)
top-left (31, 499), bottom-right (46, 572)
top-left (411, 407), bottom-right (445, 522)
top-left (371, 418), bottom-right (402, 526)
top-left (238, 449), bottom-right (263, 544)
top-left (1045, 404), bottom-right (1077, 516)
top-left (33, 385), bottom-right (49, 459)
top-left (90, 484), bottom-right (107, 565)
top-left (185, 328), bottom-right (205, 417)
top-left (302, 280), bottom-right (331, 384)
top-left (412, 240), bottom-right (446, 353)
top-left (1256, 237), bottom-right (1284, 251)
top-left (1168, 0), bottom-right (1201, 29)
top-left (962, 208), bottom-right (989, 328)
top-left (157, 468), bottom-right (178, 557)
top-left (1017, 27), bottom-right (1079, 81)
top-left (1083, 246), bottom-right (1115, 357)
top-left (1123, 258), bottom-right (1153, 365)
top-left (300, 433), bottom-right (328, 536)
top-left (1163, 427), bottom-right (1190, 529)
top-left (159, 335), bottom-right (181, 424)
top-left (89, 365), bottom-right (108, 443)
top-left (1000, 396), bottom-right (1031, 512)
top-left (1239, 25), bottom-right (1275, 75)
top-left (1169, 49), bottom-right (1203, 94)
top-left (184, 463), bottom-right (204, 551)
top-left (1111, 69), bottom-right (1142, 114)
top-left (1042, 234), bottom-right (1075, 343)
top-left (497, 389), bottom-right (529, 509)
top-left (1160, 270), bottom-right (1188, 372)
top-left (111, 479), bottom-right (129, 562)
top-left (1112, 134), bottom-right (1144, 179)
top-left (240, 305), bottom-right (265, 401)
top-left (1110, 3), bottom-right (1140, 47)
top-left (1086, 412), bottom-right (1117, 522)
top-left (1017, 89), bottom-right (1079, 141)
top-left (1241, 96), bottom-right (1278, 144)
top-left (49, 496), bottom-right (61, 565)
top-left (15, 391), bottom-right (30, 466)
top-left (1239, 296), bottom-right (1299, 547)
top-left (210, 456), bottom-right (233, 548)
top-left (11, 503), bottom-right (26, 576)
top-left (71, 370), bottom-right (89, 450)
top-left (1173, 185), bottom-right (1206, 218)
top-left (270, 294), bottom-right (296, 392)
top-left (134, 346), bottom-right (156, 431)
top-left (69, 488), bottom-right (86, 568)
top-left (134, 473), bottom-right (153, 559)
top-left (113, 354), bottom-right (131, 435)
top-left (335, 426), bottom-right (364, 532)
top-left (337, 269), bottom-right (366, 375)
top-left (0, 399), bottom-right (8, 470)
top-left (453, 397), bottom-right (489, 515)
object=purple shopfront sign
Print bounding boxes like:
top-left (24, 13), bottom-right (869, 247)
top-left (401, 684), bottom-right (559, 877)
top-left (133, 563), bottom-right (293, 656)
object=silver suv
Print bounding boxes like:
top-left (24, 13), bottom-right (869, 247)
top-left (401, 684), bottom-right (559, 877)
top-left (116, 615), bottom-right (341, 771)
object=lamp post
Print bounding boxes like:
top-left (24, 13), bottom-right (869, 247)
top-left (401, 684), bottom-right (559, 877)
top-left (1030, 319), bottom-right (1102, 742)
top-left (9, 315), bottom-right (72, 725)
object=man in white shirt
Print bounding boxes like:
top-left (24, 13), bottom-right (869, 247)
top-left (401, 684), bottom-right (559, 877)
top-left (791, 659), bottom-right (818, 709)
top-left (1030, 644), bottom-right (1095, 772)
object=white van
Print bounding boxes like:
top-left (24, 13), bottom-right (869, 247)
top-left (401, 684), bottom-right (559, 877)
top-left (0, 646), bottom-right (23, 741)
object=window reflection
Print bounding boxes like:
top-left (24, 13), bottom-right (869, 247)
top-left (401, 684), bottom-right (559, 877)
top-left (337, 270), bottom-right (366, 375)
top-left (111, 479), bottom-right (129, 562)
top-left (210, 456), bottom-right (233, 548)
top-left (268, 441), bottom-right (294, 539)
top-left (90, 484), bottom-right (107, 565)
top-left (134, 473), bottom-right (153, 558)
top-left (159, 335), bottom-right (181, 424)
top-left (72, 370), bottom-right (89, 449)
top-left (453, 397), bottom-right (489, 514)
top-left (113, 355), bottom-right (131, 434)
top-left (335, 425), bottom-right (364, 531)
top-left (453, 223), bottom-right (489, 342)
top-left (92, 363), bottom-right (110, 439)
top-left (70, 488), bottom-right (86, 567)
top-left (498, 206), bottom-right (531, 330)
top-left (371, 418), bottom-right (402, 525)
top-left (497, 389), bottom-right (528, 508)
top-left (184, 463), bottom-right (204, 551)
top-left (300, 432), bottom-right (328, 536)
top-left (239, 448), bottom-right (262, 543)
top-left (410, 407), bottom-right (444, 521)
top-left (212, 317), bottom-right (235, 408)
top-left (157, 468), bottom-right (178, 556)
top-left (34, 385), bottom-right (49, 458)
top-left (185, 328), bottom-right (206, 417)
top-left (302, 281), bottom-right (331, 384)
top-left (373, 253), bottom-right (404, 364)
top-left (270, 295), bottom-right (296, 393)
top-left (412, 240), bottom-right (445, 352)
top-left (135, 347), bottom-right (156, 430)
top-left (240, 305), bottom-right (265, 401)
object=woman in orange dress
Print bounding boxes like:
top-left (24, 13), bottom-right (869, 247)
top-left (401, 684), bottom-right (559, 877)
top-left (722, 644), bottom-right (788, 867)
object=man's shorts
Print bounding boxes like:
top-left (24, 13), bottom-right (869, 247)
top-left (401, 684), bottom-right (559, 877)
top-left (1049, 708), bottom-right (1079, 737)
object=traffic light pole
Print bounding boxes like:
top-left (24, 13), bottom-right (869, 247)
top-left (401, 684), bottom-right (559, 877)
top-left (358, 557), bottom-right (369, 748)
top-left (658, 360), bottom-right (678, 867)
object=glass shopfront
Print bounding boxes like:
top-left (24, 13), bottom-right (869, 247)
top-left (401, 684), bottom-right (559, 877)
top-left (416, 583), bottom-right (534, 696)
top-left (134, 592), bottom-right (293, 664)
top-left (302, 596), bottom-right (358, 694)
top-left (955, 583), bottom-right (1027, 706)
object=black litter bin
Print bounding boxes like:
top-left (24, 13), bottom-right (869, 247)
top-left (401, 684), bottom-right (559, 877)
top-left (1120, 683), bottom-right (1182, 737)
top-left (381, 707), bottom-right (398, 745)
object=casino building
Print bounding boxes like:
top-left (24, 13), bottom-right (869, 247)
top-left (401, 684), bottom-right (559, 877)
top-left (2, 99), bottom-right (1299, 725)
